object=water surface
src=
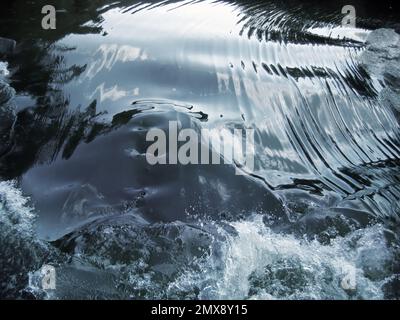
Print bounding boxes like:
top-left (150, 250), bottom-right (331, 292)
top-left (1, 0), bottom-right (400, 299)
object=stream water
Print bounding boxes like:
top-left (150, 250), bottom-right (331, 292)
top-left (0, 0), bottom-right (400, 299)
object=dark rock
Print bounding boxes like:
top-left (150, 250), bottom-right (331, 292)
top-left (0, 37), bottom-right (16, 55)
top-left (0, 80), bottom-right (15, 105)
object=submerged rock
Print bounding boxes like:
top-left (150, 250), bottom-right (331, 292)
top-left (20, 105), bottom-right (286, 240)
top-left (0, 37), bottom-right (16, 55)
top-left (360, 29), bottom-right (400, 113)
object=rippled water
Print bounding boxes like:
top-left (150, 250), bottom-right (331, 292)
top-left (1, 0), bottom-right (400, 299)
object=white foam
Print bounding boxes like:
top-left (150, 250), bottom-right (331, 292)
top-left (0, 180), bottom-right (392, 299)
top-left (0, 61), bottom-right (9, 77)
top-left (0, 180), bottom-right (36, 234)
top-left (169, 215), bottom-right (391, 299)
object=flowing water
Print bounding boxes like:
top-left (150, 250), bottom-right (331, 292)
top-left (0, 0), bottom-right (400, 299)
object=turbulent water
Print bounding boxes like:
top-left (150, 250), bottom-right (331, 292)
top-left (1, 0), bottom-right (400, 299)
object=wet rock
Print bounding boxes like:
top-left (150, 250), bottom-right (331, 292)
top-left (0, 181), bottom-right (61, 299)
top-left (0, 70), bottom-right (16, 157)
top-left (50, 217), bottom-right (224, 299)
top-left (0, 37), bottom-right (16, 55)
top-left (0, 80), bottom-right (15, 105)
